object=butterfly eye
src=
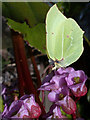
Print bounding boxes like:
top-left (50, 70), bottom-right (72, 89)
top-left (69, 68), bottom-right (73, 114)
top-left (55, 60), bottom-right (60, 64)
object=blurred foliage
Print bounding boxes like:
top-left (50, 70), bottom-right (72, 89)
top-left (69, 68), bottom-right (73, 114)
top-left (0, 96), bottom-right (4, 113)
top-left (87, 87), bottom-right (90, 103)
top-left (57, 2), bottom-right (88, 18)
top-left (2, 16), bottom-right (13, 49)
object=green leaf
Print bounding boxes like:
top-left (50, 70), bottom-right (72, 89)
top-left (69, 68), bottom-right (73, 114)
top-left (2, 2), bottom-right (11, 18)
top-left (7, 18), bottom-right (46, 54)
top-left (28, 2), bottom-right (50, 23)
top-left (3, 2), bottom-right (37, 27)
top-left (0, 96), bottom-right (4, 112)
top-left (87, 88), bottom-right (90, 103)
top-left (46, 4), bottom-right (84, 68)
top-left (3, 2), bottom-right (49, 27)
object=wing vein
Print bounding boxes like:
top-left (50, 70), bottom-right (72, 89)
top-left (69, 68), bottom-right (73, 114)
top-left (65, 52), bottom-right (74, 59)
top-left (62, 27), bottom-right (64, 57)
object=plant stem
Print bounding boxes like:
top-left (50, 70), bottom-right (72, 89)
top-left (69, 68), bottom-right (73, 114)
top-left (84, 35), bottom-right (90, 47)
top-left (11, 31), bottom-right (46, 117)
top-left (12, 31), bottom-right (36, 94)
top-left (12, 31), bottom-right (25, 97)
top-left (29, 47), bottom-right (41, 89)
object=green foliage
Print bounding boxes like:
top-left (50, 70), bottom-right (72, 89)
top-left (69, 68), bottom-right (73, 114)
top-left (0, 96), bottom-right (4, 113)
top-left (2, 2), bottom-right (49, 53)
top-left (46, 4), bottom-right (84, 68)
top-left (87, 88), bottom-right (90, 103)
top-left (2, 2), bottom-right (49, 27)
top-left (7, 18), bottom-right (46, 54)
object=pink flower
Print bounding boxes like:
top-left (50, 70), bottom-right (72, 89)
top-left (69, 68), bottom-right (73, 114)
top-left (2, 94), bottom-right (41, 119)
top-left (56, 96), bottom-right (76, 114)
top-left (65, 70), bottom-right (87, 97)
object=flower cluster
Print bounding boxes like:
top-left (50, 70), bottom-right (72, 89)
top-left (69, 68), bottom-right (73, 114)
top-left (2, 94), bottom-right (41, 119)
top-left (38, 67), bottom-right (87, 118)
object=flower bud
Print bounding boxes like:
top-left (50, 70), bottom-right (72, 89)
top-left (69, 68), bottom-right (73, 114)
top-left (56, 96), bottom-right (76, 114)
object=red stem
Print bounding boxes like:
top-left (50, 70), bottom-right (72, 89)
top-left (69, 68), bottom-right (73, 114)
top-left (12, 31), bottom-right (25, 97)
top-left (11, 31), bottom-right (46, 117)
top-left (12, 31), bottom-right (36, 94)
top-left (29, 47), bottom-right (41, 89)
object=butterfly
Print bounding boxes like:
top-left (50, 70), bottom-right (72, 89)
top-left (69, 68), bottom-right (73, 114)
top-left (46, 4), bottom-right (84, 69)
